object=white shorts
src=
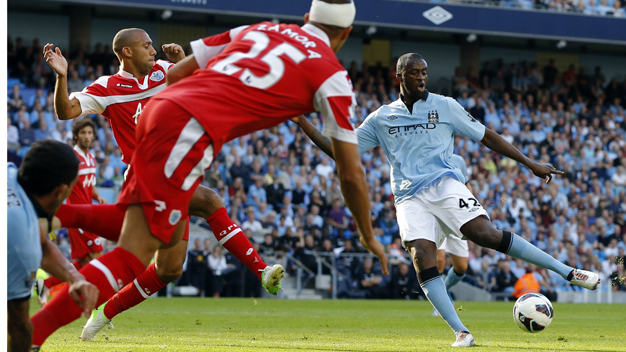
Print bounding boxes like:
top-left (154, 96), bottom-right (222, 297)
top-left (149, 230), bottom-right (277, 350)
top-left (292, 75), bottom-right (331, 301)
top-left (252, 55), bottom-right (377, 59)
top-left (396, 177), bottom-right (489, 249)
top-left (438, 235), bottom-right (469, 258)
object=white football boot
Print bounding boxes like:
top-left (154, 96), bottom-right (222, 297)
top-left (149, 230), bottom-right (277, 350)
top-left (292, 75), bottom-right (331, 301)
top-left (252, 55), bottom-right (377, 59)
top-left (452, 330), bottom-right (475, 347)
top-left (569, 269), bottom-right (600, 290)
top-left (81, 302), bottom-right (113, 341)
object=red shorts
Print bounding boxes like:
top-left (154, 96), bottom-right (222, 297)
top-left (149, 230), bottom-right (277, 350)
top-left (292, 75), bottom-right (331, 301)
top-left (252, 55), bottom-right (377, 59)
top-left (117, 99), bottom-right (213, 244)
top-left (68, 228), bottom-right (104, 260)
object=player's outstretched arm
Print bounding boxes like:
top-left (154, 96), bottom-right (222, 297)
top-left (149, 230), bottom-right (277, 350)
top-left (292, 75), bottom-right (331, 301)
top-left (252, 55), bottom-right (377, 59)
top-left (291, 115), bottom-right (335, 160)
top-left (38, 223), bottom-right (99, 317)
top-left (8, 297), bottom-right (32, 352)
top-left (332, 139), bottom-right (389, 275)
top-left (480, 128), bottom-right (563, 183)
top-left (166, 54), bottom-right (199, 86)
top-left (43, 43), bottom-right (82, 120)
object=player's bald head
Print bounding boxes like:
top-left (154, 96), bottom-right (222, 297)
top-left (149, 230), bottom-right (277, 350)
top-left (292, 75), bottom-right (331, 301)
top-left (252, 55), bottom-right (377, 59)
top-left (113, 28), bottom-right (147, 56)
top-left (396, 53), bottom-right (425, 74)
top-left (308, 0), bottom-right (354, 38)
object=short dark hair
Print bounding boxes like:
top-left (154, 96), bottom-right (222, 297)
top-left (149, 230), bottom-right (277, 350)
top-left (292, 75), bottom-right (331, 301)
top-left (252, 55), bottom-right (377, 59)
top-left (18, 140), bottom-right (79, 196)
top-left (396, 53), bottom-right (425, 74)
top-left (72, 118), bottom-right (96, 142)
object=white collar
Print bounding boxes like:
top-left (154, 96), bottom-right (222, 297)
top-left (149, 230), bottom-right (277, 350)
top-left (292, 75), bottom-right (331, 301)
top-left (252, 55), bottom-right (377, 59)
top-left (73, 145), bottom-right (92, 166)
top-left (117, 67), bottom-right (149, 89)
top-left (301, 23), bottom-right (331, 47)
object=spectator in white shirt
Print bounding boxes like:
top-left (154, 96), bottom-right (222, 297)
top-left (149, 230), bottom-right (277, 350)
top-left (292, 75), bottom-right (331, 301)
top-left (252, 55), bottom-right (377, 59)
top-left (7, 119), bottom-right (19, 150)
top-left (315, 157), bottom-right (334, 179)
top-left (242, 208), bottom-right (264, 238)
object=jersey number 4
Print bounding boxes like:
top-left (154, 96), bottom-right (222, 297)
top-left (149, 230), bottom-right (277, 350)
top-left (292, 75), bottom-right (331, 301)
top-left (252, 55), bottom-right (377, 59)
top-left (212, 31), bottom-right (306, 89)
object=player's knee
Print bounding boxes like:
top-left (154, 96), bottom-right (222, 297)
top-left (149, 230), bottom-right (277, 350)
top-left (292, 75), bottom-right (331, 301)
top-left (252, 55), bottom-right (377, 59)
top-left (155, 263), bottom-right (184, 283)
top-left (462, 217), bottom-right (500, 248)
top-left (436, 253), bottom-right (446, 273)
top-left (454, 261), bottom-right (468, 275)
top-left (189, 187), bottom-right (224, 219)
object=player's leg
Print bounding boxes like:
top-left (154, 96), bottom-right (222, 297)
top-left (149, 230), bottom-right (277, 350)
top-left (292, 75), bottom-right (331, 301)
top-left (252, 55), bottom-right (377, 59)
top-left (460, 218), bottom-right (599, 289)
top-left (53, 203), bottom-right (125, 242)
top-left (81, 222), bottom-right (189, 341)
top-left (436, 249), bottom-right (447, 273)
top-left (396, 196), bottom-right (473, 347)
top-left (444, 236), bottom-right (469, 291)
top-left (31, 204), bottom-right (160, 347)
top-left (190, 185), bottom-right (283, 293)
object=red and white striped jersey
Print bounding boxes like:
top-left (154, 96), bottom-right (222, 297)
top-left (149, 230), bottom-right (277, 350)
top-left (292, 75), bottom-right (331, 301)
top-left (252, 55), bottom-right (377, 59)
top-left (69, 60), bottom-right (174, 163)
top-left (68, 145), bottom-right (97, 205)
top-left (153, 22), bottom-right (357, 154)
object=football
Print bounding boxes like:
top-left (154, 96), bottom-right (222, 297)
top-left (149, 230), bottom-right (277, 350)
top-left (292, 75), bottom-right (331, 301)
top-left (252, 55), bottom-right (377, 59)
top-left (513, 293), bottom-right (554, 333)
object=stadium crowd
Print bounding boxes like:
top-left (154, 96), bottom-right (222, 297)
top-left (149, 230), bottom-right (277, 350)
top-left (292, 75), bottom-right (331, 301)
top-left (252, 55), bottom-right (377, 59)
top-left (7, 37), bottom-right (626, 299)
top-left (420, 0), bottom-right (626, 17)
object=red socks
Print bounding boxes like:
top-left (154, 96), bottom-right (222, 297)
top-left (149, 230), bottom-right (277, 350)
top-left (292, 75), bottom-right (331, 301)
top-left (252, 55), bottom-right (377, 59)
top-left (44, 261), bottom-right (83, 288)
top-left (103, 263), bottom-right (166, 320)
top-left (207, 207), bottom-right (267, 281)
top-left (31, 247), bottom-right (145, 346)
top-left (55, 203), bottom-right (124, 242)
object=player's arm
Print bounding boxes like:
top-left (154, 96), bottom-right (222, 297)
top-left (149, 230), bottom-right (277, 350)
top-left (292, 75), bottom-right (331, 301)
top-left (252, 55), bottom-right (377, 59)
top-left (166, 54), bottom-right (198, 86)
top-left (92, 186), bottom-right (107, 204)
top-left (480, 128), bottom-right (563, 183)
top-left (291, 115), bottom-right (335, 158)
top-left (162, 43), bottom-right (186, 63)
top-left (38, 222), bottom-right (99, 317)
top-left (44, 44), bottom-right (82, 120)
top-left (7, 296), bottom-right (32, 352)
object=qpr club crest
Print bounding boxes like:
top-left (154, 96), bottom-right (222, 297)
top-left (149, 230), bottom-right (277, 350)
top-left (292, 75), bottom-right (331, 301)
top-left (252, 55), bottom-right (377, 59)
top-left (169, 209), bottom-right (182, 225)
top-left (428, 110), bottom-right (439, 123)
top-left (150, 70), bottom-right (165, 82)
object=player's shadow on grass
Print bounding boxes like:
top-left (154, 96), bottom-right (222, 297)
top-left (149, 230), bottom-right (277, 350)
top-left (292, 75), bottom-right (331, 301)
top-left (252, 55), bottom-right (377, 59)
top-left (483, 345), bottom-right (616, 352)
top-left (211, 344), bottom-right (401, 352)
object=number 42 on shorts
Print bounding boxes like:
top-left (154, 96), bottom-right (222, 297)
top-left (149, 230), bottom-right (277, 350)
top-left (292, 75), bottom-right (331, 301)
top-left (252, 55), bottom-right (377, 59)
top-left (459, 197), bottom-right (481, 209)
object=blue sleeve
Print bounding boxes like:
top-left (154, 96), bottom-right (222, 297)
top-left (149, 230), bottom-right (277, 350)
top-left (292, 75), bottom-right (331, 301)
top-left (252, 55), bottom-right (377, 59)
top-left (447, 98), bottom-right (486, 142)
top-left (356, 112), bottom-right (380, 154)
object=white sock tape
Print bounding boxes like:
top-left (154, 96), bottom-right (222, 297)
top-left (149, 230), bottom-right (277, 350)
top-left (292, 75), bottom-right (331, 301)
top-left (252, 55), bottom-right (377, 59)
top-left (309, 0), bottom-right (356, 28)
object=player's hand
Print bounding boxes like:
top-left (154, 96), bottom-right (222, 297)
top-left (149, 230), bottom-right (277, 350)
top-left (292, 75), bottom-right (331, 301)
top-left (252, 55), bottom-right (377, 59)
top-left (68, 279), bottom-right (99, 318)
top-left (528, 162), bottom-right (563, 184)
top-left (290, 115), bottom-right (305, 124)
top-left (359, 235), bottom-right (389, 276)
top-left (43, 43), bottom-right (68, 77)
top-left (96, 195), bottom-right (107, 204)
top-left (162, 43), bottom-right (185, 63)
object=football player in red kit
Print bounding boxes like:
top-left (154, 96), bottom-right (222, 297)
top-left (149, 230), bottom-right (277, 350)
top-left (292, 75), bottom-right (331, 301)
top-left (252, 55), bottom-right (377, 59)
top-left (31, 0), bottom-right (388, 348)
top-left (33, 29), bottom-right (282, 345)
top-left (35, 119), bottom-right (106, 304)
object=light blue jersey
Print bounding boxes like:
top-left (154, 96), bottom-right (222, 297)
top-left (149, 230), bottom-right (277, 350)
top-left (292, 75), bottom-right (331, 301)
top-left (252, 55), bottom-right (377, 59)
top-left (7, 163), bottom-right (43, 301)
top-left (357, 93), bottom-right (485, 204)
top-left (450, 154), bottom-right (469, 184)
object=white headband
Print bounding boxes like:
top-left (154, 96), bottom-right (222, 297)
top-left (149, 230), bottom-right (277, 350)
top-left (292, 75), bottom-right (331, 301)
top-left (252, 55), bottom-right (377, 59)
top-left (309, 0), bottom-right (356, 28)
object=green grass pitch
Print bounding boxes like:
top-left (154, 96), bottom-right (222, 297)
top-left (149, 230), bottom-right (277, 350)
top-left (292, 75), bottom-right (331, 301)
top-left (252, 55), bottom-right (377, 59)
top-left (31, 297), bottom-right (625, 351)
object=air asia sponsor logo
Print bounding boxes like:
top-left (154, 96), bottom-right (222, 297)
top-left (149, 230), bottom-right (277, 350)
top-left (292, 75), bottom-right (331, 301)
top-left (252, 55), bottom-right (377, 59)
top-left (388, 123), bottom-right (437, 136)
top-left (116, 83), bottom-right (133, 88)
top-left (387, 115), bottom-right (398, 121)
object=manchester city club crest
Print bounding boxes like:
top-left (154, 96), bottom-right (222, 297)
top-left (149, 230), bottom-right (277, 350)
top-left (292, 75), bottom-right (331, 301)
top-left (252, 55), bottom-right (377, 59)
top-left (150, 70), bottom-right (165, 82)
top-left (428, 110), bottom-right (439, 123)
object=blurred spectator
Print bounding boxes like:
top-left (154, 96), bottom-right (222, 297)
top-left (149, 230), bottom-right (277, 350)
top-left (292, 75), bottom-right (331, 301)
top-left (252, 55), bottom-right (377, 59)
top-left (186, 239), bottom-right (208, 296)
top-left (495, 259), bottom-right (518, 297)
top-left (389, 262), bottom-right (418, 299)
top-left (354, 258), bottom-right (387, 299)
top-left (208, 246), bottom-right (235, 298)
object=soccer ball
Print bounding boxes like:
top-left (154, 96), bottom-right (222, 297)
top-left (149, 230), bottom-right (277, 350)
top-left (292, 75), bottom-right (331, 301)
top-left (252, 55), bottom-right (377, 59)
top-left (512, 293), bottom-right (553, 333)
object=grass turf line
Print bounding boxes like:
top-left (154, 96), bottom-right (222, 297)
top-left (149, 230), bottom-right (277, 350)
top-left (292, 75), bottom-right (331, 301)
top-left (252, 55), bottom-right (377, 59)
top-left (31, 297), bottom-right (625, 351)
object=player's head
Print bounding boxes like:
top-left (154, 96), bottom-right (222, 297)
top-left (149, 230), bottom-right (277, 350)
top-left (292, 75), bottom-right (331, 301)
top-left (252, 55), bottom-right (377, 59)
top-left (113, 28), bottom-right (156, 77)
top-left (18, 140), bottom-right (79, 212)
top-left (396, 53), bottom-right (428, 98)
top-left (305, 0), bottom-right (355, 54)
top-left (72, 118), bottom-right (96, 151)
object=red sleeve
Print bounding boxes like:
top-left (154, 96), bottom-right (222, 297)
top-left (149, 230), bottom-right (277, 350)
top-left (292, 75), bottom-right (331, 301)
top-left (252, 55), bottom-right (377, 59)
top-left (68, 76), bottom-right (111, 116)
top-left (190, 25), bottom-right (249, 69)
top-left (313, 70), bottom-right (358, 144)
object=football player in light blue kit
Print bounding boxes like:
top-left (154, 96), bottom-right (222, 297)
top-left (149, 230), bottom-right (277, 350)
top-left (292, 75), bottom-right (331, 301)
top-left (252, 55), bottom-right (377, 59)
top-left (8, 140), bottom-right (98, 352)
top-left (292, 53), bottom-right (600, 347)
